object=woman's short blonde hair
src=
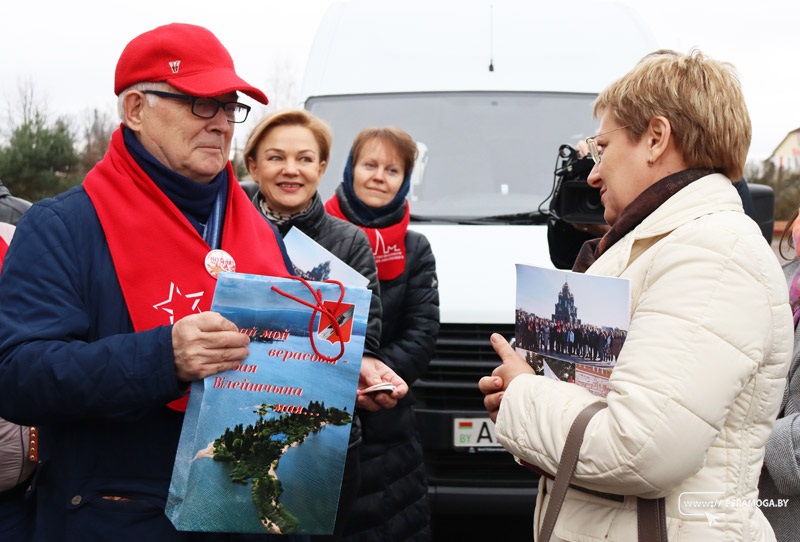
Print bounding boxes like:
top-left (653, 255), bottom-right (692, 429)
top-left (244, 108), bottom-right (332, 165)
top-left (593, 49), bottom-right (751, 181)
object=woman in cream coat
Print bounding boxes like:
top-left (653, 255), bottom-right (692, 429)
top-left (480, 50), bottom-right (793, 541)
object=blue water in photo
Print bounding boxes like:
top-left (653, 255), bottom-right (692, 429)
top-left (178, 455), bottom-right (263, 532)
top-left (175, 422), bottom-right (347, 534)
top-left (276, 423), bottom-right (349, 532)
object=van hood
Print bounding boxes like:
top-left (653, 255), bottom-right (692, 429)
top-left (409, 224), bottom-right (555, 324)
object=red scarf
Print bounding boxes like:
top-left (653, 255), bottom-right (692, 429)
top-left (0, 236), bottom-right (7, 275)
top-left (84, 128), bottom-right (290, 410)
top-left (325, 195), bottom-right (409, 281)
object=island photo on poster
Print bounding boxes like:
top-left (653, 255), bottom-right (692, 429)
top-left (166, 272), bottom-right (371, 535)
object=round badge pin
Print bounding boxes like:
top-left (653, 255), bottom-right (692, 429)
top-left (204, 249), bottom-right (236, 279)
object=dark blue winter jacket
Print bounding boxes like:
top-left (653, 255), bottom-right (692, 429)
top-left (0, 187), bottom-right (298, 542)
top-left (0, 186), bottom-right (193, 540)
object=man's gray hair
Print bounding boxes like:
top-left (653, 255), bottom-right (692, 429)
top-left (116, 82), bottom-right (167, 123)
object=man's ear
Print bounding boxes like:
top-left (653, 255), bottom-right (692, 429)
top-left (122, 91), bottom-right (146, 132)
top-left (647, 115), bottom-right (672, 163)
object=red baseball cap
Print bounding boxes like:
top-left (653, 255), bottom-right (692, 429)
top-left (114, 23), bottom-right (268, 105)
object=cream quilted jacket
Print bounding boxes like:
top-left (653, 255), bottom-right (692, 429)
top-left (496, 174), bottom-right (793, 541)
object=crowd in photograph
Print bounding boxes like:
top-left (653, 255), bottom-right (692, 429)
top-left (514, 310), bottom-right (626, 364)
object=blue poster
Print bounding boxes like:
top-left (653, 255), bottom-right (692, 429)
top-left (166, 272), bottom-right (370, 534)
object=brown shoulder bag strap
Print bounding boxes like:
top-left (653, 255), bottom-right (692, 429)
top-left (538, 401), bottom-right (607, 542)
top-left (537, 401), bottom-right (667, 542)
top-left (637, 496), bottom-right (667, 542)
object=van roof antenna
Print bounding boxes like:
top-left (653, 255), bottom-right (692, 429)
top-left (488, 4), bottom-right (495, 72)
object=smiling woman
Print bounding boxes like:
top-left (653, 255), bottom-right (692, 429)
top-left (242, 108), bottom-right (384, 355)
top-left (243, 107), bottom-right (397, 539)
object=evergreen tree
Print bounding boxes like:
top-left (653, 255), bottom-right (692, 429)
top-left (0, 111), bottom-right (79, 202)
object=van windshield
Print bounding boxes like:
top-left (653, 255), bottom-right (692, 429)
top-left (306, 91), bottom-right (598, 221)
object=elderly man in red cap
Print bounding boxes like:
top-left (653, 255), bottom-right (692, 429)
top-left (0, 23), bottom-right (404, 542)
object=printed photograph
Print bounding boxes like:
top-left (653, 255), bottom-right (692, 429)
top-left (515, 264), bottom-right (630, 397)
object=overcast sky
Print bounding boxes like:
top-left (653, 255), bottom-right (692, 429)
top-left (3, 0), bottom-right (798, 161)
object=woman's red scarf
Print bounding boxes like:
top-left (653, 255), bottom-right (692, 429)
top-left (325, 194), bottom-right (409, 281)
top-left (84, 129), bottom-right (290, 410)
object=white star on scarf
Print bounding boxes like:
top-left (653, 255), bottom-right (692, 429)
top-left (152, 282), bottom-right (205, 324)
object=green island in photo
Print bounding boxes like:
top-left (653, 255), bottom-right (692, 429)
top-left (197, 401), bottom-right (352, 534)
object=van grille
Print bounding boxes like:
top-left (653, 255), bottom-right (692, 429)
top-left (414, 323), bottom-right (514, 411)
top-left (423, 449), bottom-right (539, 487)
top-left (412, 322), bottom-right (538, 500)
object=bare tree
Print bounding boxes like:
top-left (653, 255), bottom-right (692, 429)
top-left (262, 56), bottom-right (303, 112)
top-left (2, 77), bottom-right (49, 138)
top-left (77, 107), bottom-right (116, 175)
top-left (232, 56), bottom-right (303, 180)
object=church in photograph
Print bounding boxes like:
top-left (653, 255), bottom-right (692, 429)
top-left (552, 280), bottom-right (580, 326)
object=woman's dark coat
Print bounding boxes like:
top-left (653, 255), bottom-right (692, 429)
top-left (342, 230), bottom-right (440, 542)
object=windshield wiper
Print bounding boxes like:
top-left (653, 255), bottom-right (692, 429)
top-left (409, 214), bottom-right (489, 225)
top-left (470, 210), bottom-right (549, 225)
top-left (410, 211), bottom-right (548, 225)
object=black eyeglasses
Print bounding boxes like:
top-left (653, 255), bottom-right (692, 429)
top-left (141, 90), bottom-right (251, 124)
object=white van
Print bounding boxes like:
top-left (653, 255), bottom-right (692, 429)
top-left (300, 0), bottom-right (659, 516)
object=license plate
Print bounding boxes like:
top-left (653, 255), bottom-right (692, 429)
top-left (453, 417), bottom-right (502, 448)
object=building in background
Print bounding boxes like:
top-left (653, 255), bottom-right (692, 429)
top-left (770, 128), bottom-right (800, 170)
